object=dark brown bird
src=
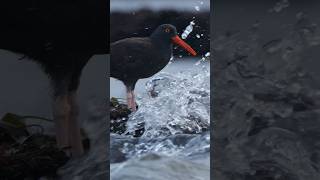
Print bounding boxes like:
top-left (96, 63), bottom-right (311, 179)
top-left (111, 24), bottom-right (197, 111)
top-left (0, 0), bottom-right (108, 157)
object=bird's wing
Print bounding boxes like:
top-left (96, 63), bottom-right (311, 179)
top-left (110, 37), bottom-right (156, 69)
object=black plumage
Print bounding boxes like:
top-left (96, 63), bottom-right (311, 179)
top-left (111, 24), bottom-right (196, 111)
top-left (0, 0), bottom-right (109, 156)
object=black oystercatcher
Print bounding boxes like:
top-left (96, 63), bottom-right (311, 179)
top-left (111, 24), bottom-right (197, 111)
top-left (0, 0), bottom-right (108, 157)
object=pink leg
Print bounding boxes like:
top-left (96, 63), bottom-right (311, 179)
top-left (53, 93), bottom-right (84, 157)
top-left (131, 91), bottom-right (137, 111)
top-left (68, 92), bottom-right (84, 157)
top-left (52, 94), bottom-right (71, 156)
top-left (126, 89), bottom-right (137, 111)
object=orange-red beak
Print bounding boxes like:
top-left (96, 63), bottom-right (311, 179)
top-left (171, 35), bottom-right (197, 56)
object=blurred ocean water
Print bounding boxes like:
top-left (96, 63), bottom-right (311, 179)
top-left (111, 0), bottom-right (210, 12)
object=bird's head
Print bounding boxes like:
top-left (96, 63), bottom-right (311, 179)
top-left (151, 24), bottom-right (197, 56)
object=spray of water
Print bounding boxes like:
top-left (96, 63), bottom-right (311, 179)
top-left (181, 21), bottom-right (195, 39)
top-left (125, 62), bottom-right (210, 139)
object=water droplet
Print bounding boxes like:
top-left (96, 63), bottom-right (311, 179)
top-left (181, 21), bottom-right (195, 39)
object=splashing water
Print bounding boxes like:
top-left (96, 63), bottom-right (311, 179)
top-left (121, 132), bottom-right (210, 160)
top-left (110, 61), bottom-right (210, 164)
top-left (269, 0), bottom-right (290, 13)
top-left (194, 1), bottom-right (205, 12)
top-left (125, 63), bottom-right (210, 139)
top-left (181, 21), bottom-right (195, 39)
top-left (195, 52), bottom-right (210, 65)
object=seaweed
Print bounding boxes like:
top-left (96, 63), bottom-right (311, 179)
top-left (0, 113), bottom-right (69, 179)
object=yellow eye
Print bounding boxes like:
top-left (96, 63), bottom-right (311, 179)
top-left (164, 28), bottom-right (170, 33)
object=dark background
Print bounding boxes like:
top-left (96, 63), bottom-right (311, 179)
top-left (212, 0), bottom-right (320, 179)
top-left (110, 10), bottom-right (210, 56)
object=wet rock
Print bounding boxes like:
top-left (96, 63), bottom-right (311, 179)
top-left (0, 132), bottom-right (69, 179)
top-left (110, 97), bottom-right (131, 134)
top-left (0, 113), bottom-right (70, 179)
top-left (110, 97), bottom-right (145, 137)
top-left (213, 2), bottom-right (320, 179)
